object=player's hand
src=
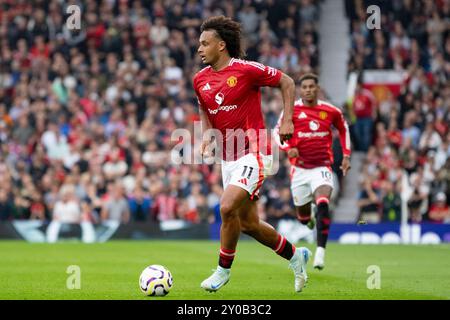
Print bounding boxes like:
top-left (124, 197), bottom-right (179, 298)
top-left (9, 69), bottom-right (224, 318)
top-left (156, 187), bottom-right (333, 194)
top-left (201, 140), bottom-right (217, 165)
top-left (340, 156), bottom-right (351, 176)
top-left (279, 119), bottom-right (294, 143)
top-left (287, 148), bottom-right (299, 158)
top-left (200, 140), bottom-right (212, 157)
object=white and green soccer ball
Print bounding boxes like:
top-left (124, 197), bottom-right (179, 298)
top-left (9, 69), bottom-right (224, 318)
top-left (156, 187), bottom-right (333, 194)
top-left (139, 265), bottom-right (173, 296)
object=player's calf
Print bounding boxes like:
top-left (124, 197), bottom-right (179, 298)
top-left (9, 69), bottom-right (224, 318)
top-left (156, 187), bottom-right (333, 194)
top-left (240, 219), bottom-right (297, 261)
top-left (314, 196), bottom-right (330, 270)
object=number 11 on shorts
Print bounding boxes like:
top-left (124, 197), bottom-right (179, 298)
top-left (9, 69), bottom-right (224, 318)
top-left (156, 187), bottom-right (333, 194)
top-left (242, 166), bottom-right (254, 179)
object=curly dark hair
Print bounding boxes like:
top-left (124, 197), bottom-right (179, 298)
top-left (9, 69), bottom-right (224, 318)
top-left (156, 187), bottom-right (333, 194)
top-left (200, 16), bottom-right (245, 59)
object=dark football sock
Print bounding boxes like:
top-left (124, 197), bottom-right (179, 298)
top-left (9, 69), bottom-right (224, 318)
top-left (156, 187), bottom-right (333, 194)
top-left (316, 199), bottom-right (331, 248)
top-left (273, 234), bottom-right (296, 260)
top-left (218, 248), bottom-right (235, 269)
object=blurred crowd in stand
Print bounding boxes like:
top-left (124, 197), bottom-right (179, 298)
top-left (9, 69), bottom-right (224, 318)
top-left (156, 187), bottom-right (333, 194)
top-left (0, 0), bottom-right (325, 226)
top-left (345, 0), bottom-right (449, 223)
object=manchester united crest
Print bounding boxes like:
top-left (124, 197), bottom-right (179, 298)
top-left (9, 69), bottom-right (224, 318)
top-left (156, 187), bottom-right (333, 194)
top-left (319, 111), bottom-right (328, 120)
top-left (227, 76), bottom-right (237, 87)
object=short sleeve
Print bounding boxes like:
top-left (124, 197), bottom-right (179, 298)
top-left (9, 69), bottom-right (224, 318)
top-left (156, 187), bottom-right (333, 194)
top-left (193, 76), bottom-right (206, 111)
top-left (245, 61), bottom-right (282, 88)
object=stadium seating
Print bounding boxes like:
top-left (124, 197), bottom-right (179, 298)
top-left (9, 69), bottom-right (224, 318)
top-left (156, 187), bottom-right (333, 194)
top-left (345, 0), bottom-right (449, 223)
top-left (0, 0), bottom-right (322, 224)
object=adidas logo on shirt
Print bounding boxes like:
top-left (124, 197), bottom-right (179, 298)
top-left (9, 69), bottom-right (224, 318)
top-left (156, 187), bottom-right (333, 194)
top-left (299, 112), bottom-right (307, 119)
top-left (202, 83), bottom-right (211, 91)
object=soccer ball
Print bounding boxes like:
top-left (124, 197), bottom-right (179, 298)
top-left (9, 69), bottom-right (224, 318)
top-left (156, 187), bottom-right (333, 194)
top-left (139, 265), bottom-right (173, 296)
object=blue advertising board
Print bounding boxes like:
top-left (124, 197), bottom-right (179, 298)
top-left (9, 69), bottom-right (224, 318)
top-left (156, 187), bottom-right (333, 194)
top-left (328, 223), bottom-right (450, 244)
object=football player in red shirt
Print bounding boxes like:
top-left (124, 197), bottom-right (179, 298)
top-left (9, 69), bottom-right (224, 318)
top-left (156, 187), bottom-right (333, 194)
top-left (193, 16), bottom-right (311, 293)
top-left (274, 73), bottom-right (351, 271)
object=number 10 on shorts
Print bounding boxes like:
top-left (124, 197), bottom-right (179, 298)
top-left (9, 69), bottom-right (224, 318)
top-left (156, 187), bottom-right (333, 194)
top-left (321, 170), bottom-right (332, 181)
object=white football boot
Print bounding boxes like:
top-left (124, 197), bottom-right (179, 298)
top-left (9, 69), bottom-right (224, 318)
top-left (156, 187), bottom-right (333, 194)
top-left (313, 247), bottom-right (325, 270)
top-left (200, 266), bottom-right (231, 292)
top-left (288, 247), bottom-right (312, 292)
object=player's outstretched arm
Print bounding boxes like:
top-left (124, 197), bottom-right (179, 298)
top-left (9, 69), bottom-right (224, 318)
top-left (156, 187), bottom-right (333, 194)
top-left (333, 109), bottom-right (352, 176)
top-left (276, 73), bottom-right (295, 143)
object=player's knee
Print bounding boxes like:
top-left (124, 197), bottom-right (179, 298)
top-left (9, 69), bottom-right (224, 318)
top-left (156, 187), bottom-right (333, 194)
top-left (219, 201), bottom-right (236, 219)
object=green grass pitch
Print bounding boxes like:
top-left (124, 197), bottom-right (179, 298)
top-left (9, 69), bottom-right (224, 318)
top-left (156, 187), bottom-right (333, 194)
top-left (0, 240), bottom-right (449, 300)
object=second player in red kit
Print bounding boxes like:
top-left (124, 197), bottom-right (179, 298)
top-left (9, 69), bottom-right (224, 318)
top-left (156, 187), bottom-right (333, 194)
top-left (275, 73), bottom-right (351, 271)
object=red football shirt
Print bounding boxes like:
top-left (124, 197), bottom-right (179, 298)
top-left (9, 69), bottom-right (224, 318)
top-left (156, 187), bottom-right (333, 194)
top-left (274, 99), bottom-right (351, 169)
top-left (353, 88), bottom-right (376, 119)
top-left (193, 58), bottom-right (282, 161)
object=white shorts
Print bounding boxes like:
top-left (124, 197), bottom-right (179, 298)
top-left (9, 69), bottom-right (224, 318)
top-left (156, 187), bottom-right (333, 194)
top-left (222, 153), bottom-right (273, 200)
top-left (290, 166), bottom-right (334, 206)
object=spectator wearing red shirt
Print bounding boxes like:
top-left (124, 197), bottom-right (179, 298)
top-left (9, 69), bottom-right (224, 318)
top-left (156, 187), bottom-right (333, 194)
top-left (30, 35), bottom-right (50, 60)
top-left (387, 118), bottom-right (402, 148)
top-left (0, 0), bottom-right (324, 232)
top-left (152, 185), bottom-right (178, 222)
top-left (352, 81), bottom-right (377, 152)
top-left (428, 192), bottom-right (449, 223)
top-left (86, 13), bottom-right (106, 49)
